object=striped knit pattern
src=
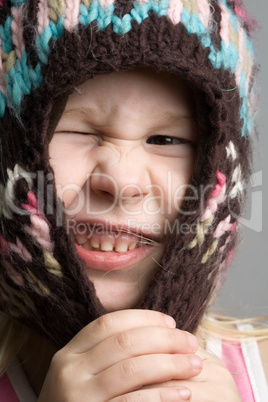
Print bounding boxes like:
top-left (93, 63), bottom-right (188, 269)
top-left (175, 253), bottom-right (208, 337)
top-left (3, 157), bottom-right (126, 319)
top-left (0, 0), bottom-right (255, 136)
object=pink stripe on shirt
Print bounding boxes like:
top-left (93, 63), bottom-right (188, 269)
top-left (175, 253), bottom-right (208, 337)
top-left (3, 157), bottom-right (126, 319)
top-left (222, 342), bottom-right (255, 402)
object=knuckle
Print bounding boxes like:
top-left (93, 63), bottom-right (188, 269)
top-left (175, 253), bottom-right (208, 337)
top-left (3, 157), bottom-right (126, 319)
top-left (50, 349), bottom-right (66, 372)
top-left (95, 313), bottom-right (114, 334)
top-left (51, 353), bottom-right (73, 386)
top-left (115, 331), bottom-right (135, 352)
top-left (120, 359), bottom-right (137, 380)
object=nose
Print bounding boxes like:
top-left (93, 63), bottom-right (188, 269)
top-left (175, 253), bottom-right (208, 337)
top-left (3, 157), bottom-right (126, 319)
top-left (89, 148), bottom-right (151, 202)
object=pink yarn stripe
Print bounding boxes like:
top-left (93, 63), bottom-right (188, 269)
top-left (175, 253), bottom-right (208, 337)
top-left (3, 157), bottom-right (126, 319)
top-left (22, 191), bottom-right (54, 252)
top-left (37, 0), bottom-right (50, 34)
top-left (30, 214), bottom-right (51, 242)
top-left (99, 0), bottom-right (115, 7)
top-left (219, 2), bottom-right (230, 47)
top-left (24, 214), bottom-right (53, 251)
top-left (27, 190), bottom-right (38, 209)
top-left (21, 203), bottom-right (38, 214)
top-left (24, 223), bottom-right (53, 251)
top-left (21, 191), bottom-right (39, 214)
top-left (221, 342), bottom-right (255, 402)
top-left (211, 171), bottom-right (226, 197)
top-left (214, 216), bottom-right (235, 239)
top-left (11, 5), bottom-right (25, 59)
top-left (197, 0), bottom-right (210, 28)
top-left (0, 0), bottom-right (4, 6)
top-left (229, 0), bottom-right (248, 22)
top-left (201, 171), bottom-right (226, 221)
top-left (230, 221), bottom-right (237, 232)
top-left (214, 215), bottom-right (233, 238)
top-left (234, 6), bottom-right (245, 20)
top-left (167, 0), bottom-right (183, 25)
top-left (226, 248), bottom-right (235, 264)
top-left (0, 373), bottom-right (20, 402)
top-left (63, 0), bottom-right (80, 32)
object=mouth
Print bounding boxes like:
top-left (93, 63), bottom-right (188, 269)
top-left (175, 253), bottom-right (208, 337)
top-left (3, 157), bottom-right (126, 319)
top-left (73, 222), bottom-right (161, 271)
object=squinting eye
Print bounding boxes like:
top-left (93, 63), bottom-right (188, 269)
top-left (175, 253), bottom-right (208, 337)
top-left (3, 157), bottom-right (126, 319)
top-left (146, 135), bottom-right (192, 146)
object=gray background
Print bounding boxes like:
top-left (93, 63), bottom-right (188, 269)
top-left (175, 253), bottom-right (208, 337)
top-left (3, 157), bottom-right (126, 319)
top-left (214, 0), bottom-right (268, 317)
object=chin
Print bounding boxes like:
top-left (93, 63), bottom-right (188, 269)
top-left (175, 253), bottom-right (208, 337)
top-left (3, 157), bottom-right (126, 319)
top-left (88, 273), bottom-right (144, 312)
top-left (97, 293), bottom-right (141, 313)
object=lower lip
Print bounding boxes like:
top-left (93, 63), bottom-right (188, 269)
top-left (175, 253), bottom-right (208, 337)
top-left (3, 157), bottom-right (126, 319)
top-left (75, 244), bottom-right (155, 271)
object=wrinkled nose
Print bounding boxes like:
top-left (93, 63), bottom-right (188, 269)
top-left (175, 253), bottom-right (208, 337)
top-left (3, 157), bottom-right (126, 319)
top-left (89, 149), bottom-right (151, 203)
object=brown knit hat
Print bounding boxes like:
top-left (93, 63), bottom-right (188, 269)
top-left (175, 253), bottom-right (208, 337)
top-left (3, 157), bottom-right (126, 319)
top-left (0, 0), bottom-right (256, 347)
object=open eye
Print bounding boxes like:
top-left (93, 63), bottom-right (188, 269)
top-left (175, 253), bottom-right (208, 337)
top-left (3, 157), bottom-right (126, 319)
top-left (146, 135), bottom-right (194, 146)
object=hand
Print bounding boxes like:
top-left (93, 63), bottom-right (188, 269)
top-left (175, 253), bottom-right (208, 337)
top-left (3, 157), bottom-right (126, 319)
top-left (143, 346), bottom-right (242, 402)
top-left (38, 310), bottom-right (202, 402)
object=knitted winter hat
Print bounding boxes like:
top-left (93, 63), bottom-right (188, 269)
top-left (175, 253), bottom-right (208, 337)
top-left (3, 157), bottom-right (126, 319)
top-left (0, 0), bottom-right (256, 348)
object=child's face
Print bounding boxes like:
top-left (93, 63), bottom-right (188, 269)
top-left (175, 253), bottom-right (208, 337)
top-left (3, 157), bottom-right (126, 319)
top-left (49, 69), bottom-right (197, 311)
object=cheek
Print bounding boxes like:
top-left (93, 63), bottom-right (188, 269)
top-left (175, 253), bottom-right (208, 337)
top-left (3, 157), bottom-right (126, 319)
top-left (155, 154), bottom-right (195, 212)
top-left (48, 136), bottom-right (93, 207)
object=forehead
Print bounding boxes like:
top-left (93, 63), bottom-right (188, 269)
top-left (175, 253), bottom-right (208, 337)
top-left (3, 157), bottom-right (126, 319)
top-left (64, 69), bottom-right (194, 118)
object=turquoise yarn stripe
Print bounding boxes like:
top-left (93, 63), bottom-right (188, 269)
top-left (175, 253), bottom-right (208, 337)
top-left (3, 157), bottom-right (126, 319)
top-left (80, 0), bottom-right (168, 33)
top-left (0, 0), bottom-right (254, 136)
top-left (180, 6), bottom-right (251, 137)
top-left (239, 72), bottom-right (249, 137)
top-left (36, 17), bottom-right (64, 64)
top-left (6, 50), bottom-right (42, 110)
top-left (0, 93), bottom-right (6, 118)
top-left (0, 17), bottom-right (13, 54)
top-left (10, 0), bottom-right (24, 5)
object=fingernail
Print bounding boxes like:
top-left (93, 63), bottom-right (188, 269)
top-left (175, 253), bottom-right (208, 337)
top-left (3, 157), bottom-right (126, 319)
top-left (190, 355), bottom-right (203, 371)
top-left (187, 333), bottom-right (198, 352)
top-left (177, 387), bottom-right (191, 400)
top-left (164, 314), bottom-right (176, 328)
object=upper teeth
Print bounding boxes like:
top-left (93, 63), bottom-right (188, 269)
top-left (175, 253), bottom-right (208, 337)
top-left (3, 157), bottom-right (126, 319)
top-left (75, 233), bottom-right (141, 253)
top-left (74, 227), bottom-right (159, 253)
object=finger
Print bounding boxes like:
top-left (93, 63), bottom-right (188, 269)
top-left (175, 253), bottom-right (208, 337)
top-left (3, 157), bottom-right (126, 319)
top-left (165, 380), bottom-right (240, 402)
top-left (91, 353), bottom-right (203, 400)
top-left (110, 386), bottom-right (191, 402)
top-left (86, 326), bottom-right (198, 374)
top-left (65, 310), bottom-right (176, 353)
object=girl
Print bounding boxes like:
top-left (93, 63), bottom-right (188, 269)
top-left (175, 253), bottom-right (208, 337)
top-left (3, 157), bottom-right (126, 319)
top-left (0, 0), bottom-right (267, 400)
